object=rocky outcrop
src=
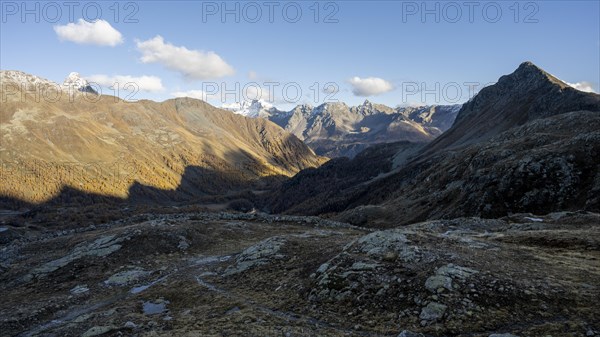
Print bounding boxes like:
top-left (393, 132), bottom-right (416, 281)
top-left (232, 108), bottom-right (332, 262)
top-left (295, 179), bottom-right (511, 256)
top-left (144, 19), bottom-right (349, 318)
top-left (26, 235), bottom-right (124, 281)
top-left (223, 237), bottom-right (287, 276)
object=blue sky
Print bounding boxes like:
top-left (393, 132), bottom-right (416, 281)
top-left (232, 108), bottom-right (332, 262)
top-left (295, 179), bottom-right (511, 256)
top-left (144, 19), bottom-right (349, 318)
top-left (1, 0), bottom-right (598, 109)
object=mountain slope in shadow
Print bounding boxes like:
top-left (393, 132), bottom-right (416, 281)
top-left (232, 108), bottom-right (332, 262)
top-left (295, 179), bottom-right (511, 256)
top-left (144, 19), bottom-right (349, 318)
top-left (265, 62), bottom-right (600, 227)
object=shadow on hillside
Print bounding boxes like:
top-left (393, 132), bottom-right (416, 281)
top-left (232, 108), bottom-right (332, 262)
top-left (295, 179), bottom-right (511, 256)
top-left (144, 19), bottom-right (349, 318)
top-left (0, 164), bottom-right (287, 212)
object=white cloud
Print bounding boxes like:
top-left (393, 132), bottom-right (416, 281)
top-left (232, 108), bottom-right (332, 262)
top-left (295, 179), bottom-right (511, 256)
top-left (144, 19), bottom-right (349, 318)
top-left (136, 35), bottom-right (234, 80)
top-left (170, 89), bottom-right (216, 101)
top-left (54, 19), bottom-right (123, 47)
top-left (566, 81), bottom-right (596, 93)
top-left (348, 76), bottom-right (394, 96)
top-left (87, 74), bottom-right (164, 92)
top-left (248, 71), bottom-right (258, 80)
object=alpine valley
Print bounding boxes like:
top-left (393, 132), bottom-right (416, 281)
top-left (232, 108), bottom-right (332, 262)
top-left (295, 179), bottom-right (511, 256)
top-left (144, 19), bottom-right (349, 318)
top-left (1, 62), bottom-right (599, 337)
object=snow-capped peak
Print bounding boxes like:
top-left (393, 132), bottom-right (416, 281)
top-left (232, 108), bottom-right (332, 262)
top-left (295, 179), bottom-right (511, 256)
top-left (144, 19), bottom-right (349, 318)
top-left (0, 70), bottom-right (58, 88)
top-left (63, 72), bottom-right (87, 87)
top-left (62, 72), bottom-right (98, 94)
top-left (221, 99), bottom-right (278, 118)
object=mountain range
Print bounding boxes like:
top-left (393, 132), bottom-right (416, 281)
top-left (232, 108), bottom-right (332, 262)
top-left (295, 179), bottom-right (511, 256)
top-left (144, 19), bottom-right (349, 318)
top-left (225, 99), bottom-right (461, 158)
top-left (1, 62), bottom-right (598, 220)
top-left (265, 62), bottom-right (600, 226)
top-left (0, 70), bottom-right (324, 206)
top-left (1, 62), bottom-right (599, 337)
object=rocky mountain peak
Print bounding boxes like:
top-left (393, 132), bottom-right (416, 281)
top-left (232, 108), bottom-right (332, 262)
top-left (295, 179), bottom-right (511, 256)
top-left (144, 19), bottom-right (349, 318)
top-left (428, 61), bottom-right (600, 153)
top-left (221, 99), bottom-right (279, 118)
top-left (456, 62), bottom-right (588, 127)
top-left (498, 61), bottom-right (567, 91)
top-left (292, 103), bottom-right (314, 114)
top-left (0, 70), bottom-right (58, 88)
top-left (62, 72), bottom-right (98, 95)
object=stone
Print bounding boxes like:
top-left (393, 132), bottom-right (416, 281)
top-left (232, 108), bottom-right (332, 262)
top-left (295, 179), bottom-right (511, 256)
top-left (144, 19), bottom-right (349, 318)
top-left (398, 330), bottom-right (425, 337)
top-left (436, 264), bottom-right (478, 280)
top-left (425, 275), bottom-right (453, 293)
top-left (317, 263), bottom-right (329, 274)
top-left (73, 314), bottom-right (92, 323)
top-left (223, 237), bottom-right (286, 276)
top-left (29, 235), bottom-right (124, 279)
top-left (178, 240), bottom-right (190, 250)
top-left (347, 230), bottom-right (417, 262)
top-left (82, 326), bottom-right (116, 337)
top-left (124, 321), bottom-right (137, 329)
top-left (70, 284), bottom-right (89, 295)
top-left (419, 302), bottom-right (447, 321)
top-left (350, 261), bottom-right (380, 271)
top-left (383, 251), bottom-right (398, 261)
top-left (104, 268), bottom-right (150, 286)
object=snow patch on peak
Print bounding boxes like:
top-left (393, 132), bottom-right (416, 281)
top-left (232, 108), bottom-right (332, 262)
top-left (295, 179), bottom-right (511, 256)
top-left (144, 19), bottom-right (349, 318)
top-left (221, 99), bottom-right (278, 118)
top-left (0, 70), bottom-right (59, 88)
top-left (63, 72), bottom-right (86, 86)
top-left (62, 72), bottom-right (98, 94)
top-left (0, 70), bottom-right (99, 95)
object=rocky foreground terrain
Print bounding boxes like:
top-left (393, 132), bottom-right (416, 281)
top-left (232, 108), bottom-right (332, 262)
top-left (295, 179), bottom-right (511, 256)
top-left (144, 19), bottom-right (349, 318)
top-left (1, 208), bottom-right (598, 336)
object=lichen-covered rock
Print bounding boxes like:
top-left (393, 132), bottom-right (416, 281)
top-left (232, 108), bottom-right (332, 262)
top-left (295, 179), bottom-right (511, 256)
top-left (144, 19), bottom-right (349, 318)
top-left (424, 264), bottom-right (477, 293)
top-left (419, 301), bottom-right (447, 321)
top-left (104, 268), bottom-right (150, 286)
top-left (26, 235), bottom-right (124, 281)
top-left (310, 229), bottom-right (432, 305)
top-left (425, 275), bottom-right (452, 293)
top-left (436, 264), bottom-right (478, 280)
top-left (81, 326), bottom-right (117, 337)
top-left (223, 237), bottom-right (286, 276)
top-left (69, 284), bottom-right (89, 295)
top-left (344, 230), bottom-right (422, 262)
top-left (397, 330), bottom-right (425, 337)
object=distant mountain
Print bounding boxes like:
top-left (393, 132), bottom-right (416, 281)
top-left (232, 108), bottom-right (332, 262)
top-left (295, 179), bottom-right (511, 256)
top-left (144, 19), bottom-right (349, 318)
top-left (397, 104), bottom-right (462, 134)
top-left (0, 71), bottom-right (324, 206)
top-left (62, 72), bottom-right (98, 95)
top-left (265, 62), bottom-right (600, 225)
top-left (1, 70), bottom-right (98, 95)
top-left (221, 99), bottom-right (282, 118)
top-left (268, 100), bottom-right (461, 158)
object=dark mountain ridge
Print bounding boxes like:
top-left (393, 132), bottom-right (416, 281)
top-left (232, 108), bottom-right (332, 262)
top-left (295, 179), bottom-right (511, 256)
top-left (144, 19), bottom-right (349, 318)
top-left (264, 62), bottom-right (600, 226)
